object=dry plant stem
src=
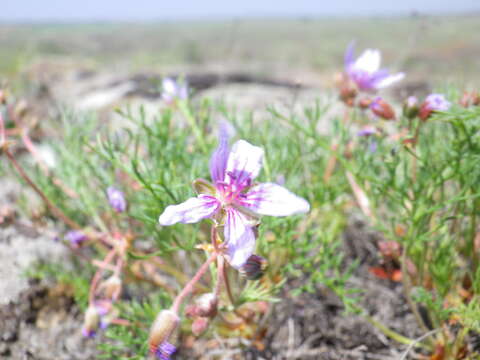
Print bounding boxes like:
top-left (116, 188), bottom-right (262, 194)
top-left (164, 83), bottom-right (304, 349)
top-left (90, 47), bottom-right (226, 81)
top-left (399, 329), bottom-right (441, 360)
top-left (171, 252), bottom-right (218, 313)
top-left (346, 170), bottom-right (373, 219)
top-left (323, 144), bottom-right (338, 183)
top-left (4, 147), bottom-right (82, 230)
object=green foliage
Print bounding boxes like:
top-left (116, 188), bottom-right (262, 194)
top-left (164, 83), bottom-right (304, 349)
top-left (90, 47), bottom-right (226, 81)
top-left (25, 261), bottom-right (92, 310)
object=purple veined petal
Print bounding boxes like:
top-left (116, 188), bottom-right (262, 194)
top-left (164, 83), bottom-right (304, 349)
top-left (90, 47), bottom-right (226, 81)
top-left (224, 209), bottom-right (256, 269)
top-left (375, 72), bottom-right (405, 89)
top-left (225, 140), bottom-right (264, 187)
top-left (352, 49), bottom-right (381, 74)
top-left (240, 182), bottom-right (310, 217)
top-left (209, 123), bottom-right (231, 184)
top-left (344, 41), bottom-right (356, 69)
top-left (159, 195), bottom-right (219, 226)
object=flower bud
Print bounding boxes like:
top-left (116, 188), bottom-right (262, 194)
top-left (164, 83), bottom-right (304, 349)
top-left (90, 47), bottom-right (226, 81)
top-left (148, 310), bottom-right (179, 355)
top-left (403, 96), bottom-right (419, 119)
top-left (419, 94), bottom-right (450, 121)
top-left (82, 305), bottom-right (100, 338)
top-left (191, 317), bottom-right (210, 336)
top-left (194, 293), bottom-right (218, 318)
top-left (240, 254), bottom-right (268, 280)
top-left (459, 91), bottom-right (480, 108)
top-left (357, 125), bottom-right (377, 137)
top-left (335, 72), bottom-right (357, 107)
top-left (358, 97), bottom-right (372, 109)
top-left (107, 186), bottom-right (127, 213)
top-left (0, 90), bottom-right (6, 105)
top-left (370, 97), bottom-right (395, 120)
top-left (65, 230), bottom-right (87, 247)
top-left (154, 341), bottom-right (177, 360)
top-left (98, 275), bottom-right (122, 300)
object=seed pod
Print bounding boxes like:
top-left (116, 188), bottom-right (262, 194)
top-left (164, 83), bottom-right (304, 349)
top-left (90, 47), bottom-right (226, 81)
top-left (82, 305), bottom-right (100, 338)
top-left (148, 310), bottom-right (179, 355)
top-left (370, 97), bottom-right (395, 120)
top-left (403, 96), bottom-right (419, 119)
top-left (240, 255), bottom-right (268, 280)
top-left (97, 275), bottom-right (122, 300)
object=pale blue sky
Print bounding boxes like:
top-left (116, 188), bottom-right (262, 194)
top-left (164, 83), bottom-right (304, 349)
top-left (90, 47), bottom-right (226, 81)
top-left (1, 0), bottom-right (479, 21)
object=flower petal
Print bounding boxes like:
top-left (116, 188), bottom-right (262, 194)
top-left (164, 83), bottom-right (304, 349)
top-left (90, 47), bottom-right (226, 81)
top-left (224, 209), bottom-right (256, 269)
top-left (375, 72), bottom-right (405, 89)
top-left (344, 41), bottom-right (355, 69)
top-left (353, 49), bottom-right (381, 74)
top-left (209, 123), bottom-right (231, 184)
top-left (226, 140), bottom-right (264, 187)
top-left (159, 195), bottom-right (219, 226)
top-left (240, 183), bottom-right (310, 217)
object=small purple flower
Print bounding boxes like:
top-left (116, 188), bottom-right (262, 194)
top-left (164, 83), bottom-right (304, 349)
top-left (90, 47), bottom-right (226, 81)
top-left (423, 94), bottom-right (451, 112)
top-left (65, 230), bottom-right (87, 246)
top-left (155, 341), bottom-right (177, 360)
top-left (344, 42), bottom-right (405, 92)
top-left (357, 125), bottom-right (377, 137)
top-left (158, 128), bottom-right (310, 269)
top-left (107, 186), bottom-right (127, 213)
top-left (162, 77), bottom-right (188, 104)
top-left (419, 93), bottom-right (451, 120)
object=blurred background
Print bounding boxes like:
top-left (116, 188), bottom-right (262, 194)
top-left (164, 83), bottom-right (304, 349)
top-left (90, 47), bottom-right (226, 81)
top-left (0, 1), bottom-right (479, 114)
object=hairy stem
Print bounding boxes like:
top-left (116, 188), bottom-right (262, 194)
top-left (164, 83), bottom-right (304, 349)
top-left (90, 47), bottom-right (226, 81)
top-left (172, 252), bottom-right (217, 313)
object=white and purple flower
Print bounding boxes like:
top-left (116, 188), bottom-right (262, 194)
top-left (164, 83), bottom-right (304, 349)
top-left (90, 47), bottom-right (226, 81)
top-left (344, 42), bottom-right (405, 92)
top-left (419, 93), bottom-right (451, 120)
top-left (158, 129), bottom-right (310, 268)
top-left (162, 77), bottom-right (188, 104)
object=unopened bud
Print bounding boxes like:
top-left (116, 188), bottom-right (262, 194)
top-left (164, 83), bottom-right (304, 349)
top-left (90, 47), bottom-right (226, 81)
top-left (403, 96), bottom-right (419, 119)
top-left (191, 317), bottom-right (210, 336)
top-left (358, 97), bottom-right (372, 109)
top-left (82, 305), bottom-right (100, 338)
top-left (459, 91), bottom-right (480, 108)
top-left (419, 94), bottom-right (450, 121)
top-left (0, 90), bottom-right (6, 105)
top-left (194, 293), bottom-right (218, 318)
top-left (65, 230), bottom-right (87, 247)
top-left (240, 254), bottom-right (268, 280)
top-left (370, 97), bottom-right (395, 120)
top-left (335, 72), bottom-right (357, 107)
top-left (148, 310), bottom-right (179, 355)
top-left (107, 186), bottom-right (127, 213)
top-left (98, 275), bottom-right (122, 300)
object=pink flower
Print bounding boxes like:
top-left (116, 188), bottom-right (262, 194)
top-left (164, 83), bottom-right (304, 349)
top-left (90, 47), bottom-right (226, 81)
top-left (158, 130), bottom-right (310, 268)
top-left (344, 42), bottom-right (405, 92)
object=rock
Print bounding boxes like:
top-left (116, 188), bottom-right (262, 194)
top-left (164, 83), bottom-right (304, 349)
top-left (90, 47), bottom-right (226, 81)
top-left (0, 225), bottom-right (69, 305)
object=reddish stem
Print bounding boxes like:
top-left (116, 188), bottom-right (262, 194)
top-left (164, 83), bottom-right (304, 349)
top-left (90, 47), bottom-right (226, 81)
top-left (171, 252), bottom-right (217, 313)
top-left (4, 147), bottom-right (81, 230)
top-left (89, 248), bottom-right (117, 303)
